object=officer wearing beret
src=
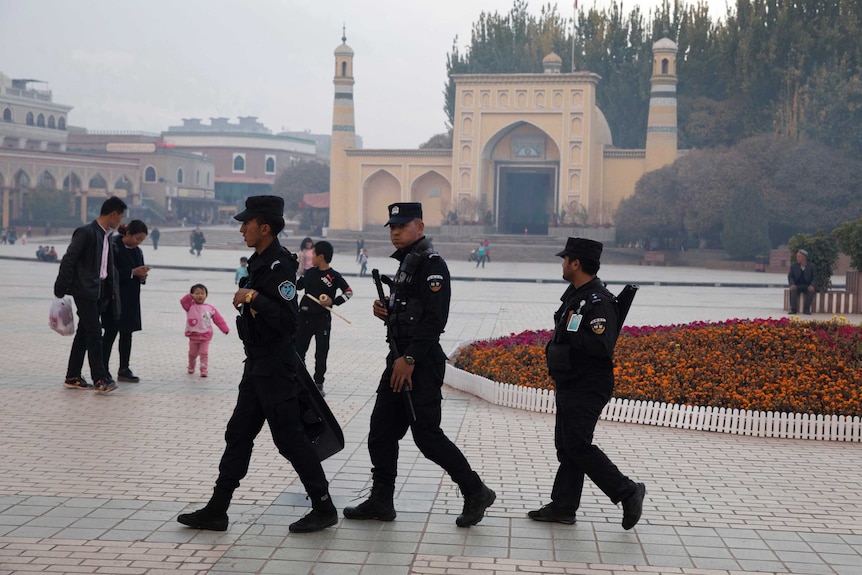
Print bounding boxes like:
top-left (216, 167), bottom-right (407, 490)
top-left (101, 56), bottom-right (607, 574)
top-left (529, 237), bottom-right (646, 529)
top-left (344, 202), bottom-right (496, 527)
top-left (178, 195), bottom-right (337, 534)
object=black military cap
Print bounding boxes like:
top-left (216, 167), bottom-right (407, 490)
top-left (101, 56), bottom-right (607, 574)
top-left (385, 202), bottom-right (423, 226)
top-left (556, 237), bottom-right (603, 261)
top-left (234, 195), bottom-right (285, 222)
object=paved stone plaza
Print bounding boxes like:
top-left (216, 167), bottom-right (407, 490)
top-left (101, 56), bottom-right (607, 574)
top-left (1, 240), bottom-right (860, 575)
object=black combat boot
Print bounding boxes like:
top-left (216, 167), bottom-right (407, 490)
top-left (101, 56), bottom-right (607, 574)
top-left (177, 487), bottom-right (232, 531)
top-left (342, 483), bottom-right (396, 521)
top-left (289, 493), bottom-right (338, 533)
top-left (621, 482), bottom-right (646, 530)
top-left (456, 479), bottom-right (496, 527)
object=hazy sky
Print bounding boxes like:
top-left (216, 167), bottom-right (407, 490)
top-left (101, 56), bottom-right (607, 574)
top-left (0, 0), bottom-right (728, 149)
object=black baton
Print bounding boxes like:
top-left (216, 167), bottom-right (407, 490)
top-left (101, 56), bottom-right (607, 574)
top-left (372, 268), bottom-right (417, 422)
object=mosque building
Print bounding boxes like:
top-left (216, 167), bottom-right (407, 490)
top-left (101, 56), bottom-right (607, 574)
top-left (327, 34), bottom-right (680, 236)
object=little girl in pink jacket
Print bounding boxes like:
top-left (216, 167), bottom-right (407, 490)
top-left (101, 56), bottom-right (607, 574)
top-left (181, 283), bottom-right (230, 377)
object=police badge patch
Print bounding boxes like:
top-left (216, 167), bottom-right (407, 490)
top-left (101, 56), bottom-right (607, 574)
top-left (590, 317), bottom-right (607, 334)
top-left (278, 280), bottom-right (297, 300)
top-left (427, 274), bottom-right (444, 292)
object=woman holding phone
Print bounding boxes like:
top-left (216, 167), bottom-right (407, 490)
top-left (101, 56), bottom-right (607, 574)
top-left (103, 219), bottom-right (150, 383)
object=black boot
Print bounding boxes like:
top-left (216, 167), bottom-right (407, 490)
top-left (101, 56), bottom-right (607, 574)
top-left (621, 482), bottom-right (646, 530)
top-left (177, 487), bottom-right (232, 531)
top-left (456, 481), bottom-right (496, 527)
top-left (289, 493), bottom-right (338, 533)
top-left (343, 483), bottom-right (396, 521)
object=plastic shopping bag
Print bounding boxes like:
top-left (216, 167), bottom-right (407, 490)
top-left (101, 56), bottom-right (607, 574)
top-left (49, 297), bottom-right (75, 336)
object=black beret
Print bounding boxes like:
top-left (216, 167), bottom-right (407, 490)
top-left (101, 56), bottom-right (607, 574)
top-left (555, 237), bottom-right (603, 261)
top-left (385, 202), bottom-right (423, 226)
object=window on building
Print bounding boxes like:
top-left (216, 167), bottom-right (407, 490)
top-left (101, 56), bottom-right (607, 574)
top-left (47, 115), bottom-right (55, 129)
top-left (144, 166), bottom-right (157, 182)
top-left (26, 112), bottom-right (34, 125)
top-left (233, 154), bottom-right (245, 173)
top-left (37, 113), bottom-right (45, 127)
top-left (2, 108), bottom-right (11, 122)
top-left (265, 156), bottom-right (276, 174)
top-left (177, 168), bottom-right (184, 183)
top-left (196, 170), bottom-right (200, 184)
top-left (341, 61), bottom-right (347, 76)
top-left (206, 172), bottom-right (211, 186)
top-left (58, 117), bottom-right (66, 130)
top-left (662, 58), bottom-right (669, 74)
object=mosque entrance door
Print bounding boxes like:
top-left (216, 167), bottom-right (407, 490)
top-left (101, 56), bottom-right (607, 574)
top-left (497, 167), bottom-right (555, 234)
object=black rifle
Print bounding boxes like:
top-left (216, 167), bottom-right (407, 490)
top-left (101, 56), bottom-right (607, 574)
top-left (372, 268), bottom-right (416, 421)
top-left (616, 284), bottom-right (639, 330)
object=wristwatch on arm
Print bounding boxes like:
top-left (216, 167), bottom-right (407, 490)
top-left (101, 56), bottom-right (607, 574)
top-left (245, 290), bottom-right (256, 304)
top-left (403, 355), bottom-right (415, 366)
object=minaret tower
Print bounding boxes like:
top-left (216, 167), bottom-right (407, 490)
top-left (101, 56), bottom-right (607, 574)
top-left (329, 27), bottom-right (356, 230)
top-left (645, 36), bottom-right (679, 171)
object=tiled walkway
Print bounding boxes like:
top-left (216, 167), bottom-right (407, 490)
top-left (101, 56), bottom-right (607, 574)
top-left (1, 243), bottom-right (860, 575)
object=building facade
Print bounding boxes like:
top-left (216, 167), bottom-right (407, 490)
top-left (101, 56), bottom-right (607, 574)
top-left (328, 37), bottom-right (681, 235)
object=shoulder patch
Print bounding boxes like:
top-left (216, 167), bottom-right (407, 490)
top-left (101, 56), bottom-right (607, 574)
top-left (590, 292), bottom-right (602, 304)
top-left (278, 280), bottom-right (296, 300)
top-left (271, 260), bottom-right (281, 270)
top-left (590, 317), bottom-right (607, 334)
top-left (427, 274), bottom-right (444, 292)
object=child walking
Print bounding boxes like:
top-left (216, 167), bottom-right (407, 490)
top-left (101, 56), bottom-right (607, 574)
top-left (181, 284), bottom-right (230, 377)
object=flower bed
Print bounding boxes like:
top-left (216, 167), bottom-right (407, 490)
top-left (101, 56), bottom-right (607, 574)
top-left (451, 318), bottom-right (862, 418)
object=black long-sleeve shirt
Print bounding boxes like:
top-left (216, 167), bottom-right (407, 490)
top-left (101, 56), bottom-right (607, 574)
top-left (296, 267), bottom-right (352, 315)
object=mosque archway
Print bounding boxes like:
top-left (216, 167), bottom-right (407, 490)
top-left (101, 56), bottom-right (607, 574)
top-left (410, 170), bottom-right (450, 228)
top-left (362, 170), bottom-right (401, 228)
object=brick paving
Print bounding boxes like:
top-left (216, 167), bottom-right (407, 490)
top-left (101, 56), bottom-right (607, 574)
top-left (1, 241), bottom-right (861, 575)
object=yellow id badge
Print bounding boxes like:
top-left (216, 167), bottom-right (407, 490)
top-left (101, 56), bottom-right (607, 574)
top-left (566, 312), bottom-right (582, 332)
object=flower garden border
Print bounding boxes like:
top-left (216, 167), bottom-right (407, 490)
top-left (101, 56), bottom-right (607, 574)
top-left (444, 364), bottom-right (862, 442)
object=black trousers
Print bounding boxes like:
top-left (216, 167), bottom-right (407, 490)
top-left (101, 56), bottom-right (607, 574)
top-left (102, 317), bottom-right (133, 372)
top-left (66, 295), bottom-right (109, 381)
top-left (789, 284), bottom-right (815, 313)
top-left (367, 355), bottom-right (480, 492)
top-left (295, 313), bottom-right (331, 386)
top-left (216, 361), bottom-right (329, 499)
top-left (551, 378), bottom-right (636, 511)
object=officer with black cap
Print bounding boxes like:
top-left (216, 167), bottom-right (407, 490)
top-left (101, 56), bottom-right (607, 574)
top-left (343, 202), bottom-right (496, 527)
top-left (529, 237), bottom-right (646, 529)
top-left (177, 195), bottom-right (338, 534)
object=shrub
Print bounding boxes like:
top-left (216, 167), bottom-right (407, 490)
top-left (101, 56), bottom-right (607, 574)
top-left (788, 231), bottom-right (839, 291)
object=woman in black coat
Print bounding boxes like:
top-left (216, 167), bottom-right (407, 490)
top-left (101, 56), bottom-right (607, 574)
top-left (103, 220), bottom-right (150, 382)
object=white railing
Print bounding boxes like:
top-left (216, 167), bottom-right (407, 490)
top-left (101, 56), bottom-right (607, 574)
top-left (444, 364), bottom-right (862, 442)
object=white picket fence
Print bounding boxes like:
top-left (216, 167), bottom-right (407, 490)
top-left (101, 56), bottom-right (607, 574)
top-left (444, 364), bottom-right (862, 442)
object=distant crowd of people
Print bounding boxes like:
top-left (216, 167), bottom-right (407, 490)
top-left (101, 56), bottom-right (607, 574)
top-left (36, 245), bottom-right (58, 262)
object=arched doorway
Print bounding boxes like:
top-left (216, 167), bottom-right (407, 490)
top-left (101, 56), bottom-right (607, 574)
top-left (363, 170), bottom-right (401, 228)
top-left (482, 122), bottom-right (561, 234)
top-left (411, 171), bottom-right (450, 228)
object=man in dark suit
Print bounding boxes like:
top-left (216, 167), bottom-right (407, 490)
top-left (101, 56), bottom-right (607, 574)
top-left (54, 196), bottom-right (127, 393)
top-left (788, 248), bottom-right (817, 314)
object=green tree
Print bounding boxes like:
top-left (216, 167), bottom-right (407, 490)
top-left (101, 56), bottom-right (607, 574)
top-left (720, 186), bottom-right (770, 259)
top-left (832, 217), bottom-right (862, 271)
top-left (419, 131), bottom-right (453, 149)
top-left (271, 161), bottom-right (329, 213)
top-left (789, 231), bottom-right (839, 292)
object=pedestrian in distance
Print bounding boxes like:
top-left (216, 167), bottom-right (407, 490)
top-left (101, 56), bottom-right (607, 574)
top-left (475, 242), bottom-right (487, 268)
top-left (358, 247), bottom-right (368, 277)
top-left (529, 237), bottom-right (646, 529)
top-left (295, 240), bottom-right (353, 397)
top-left (190, 227), bottom-right (206, 256)
top-left (235, 256), bottom-right (249, 285)
top-left (343, 202), bottom-right (496, 528)
top-left (150, 226), bottom-right (160, 250)
top-left (180, 284), bottom-right (230, 377)
top-left (177, 195), bottom-right (338, 534)
top-left (103, 220), bottom-right (150, 383)
top-left (298, 236), bottom-right (314, 277)
top-left (53, 196), bottom-right (127, 394)
top-left (356, 235), bottom-right (364, 261)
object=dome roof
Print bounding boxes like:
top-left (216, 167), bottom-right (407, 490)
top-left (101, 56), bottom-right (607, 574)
top-left (543, 52), bottom-right (563, 64)
top-left (653, 37), bottom-right (677, 51)
top-left (334, 41), bottom-right (354, 56)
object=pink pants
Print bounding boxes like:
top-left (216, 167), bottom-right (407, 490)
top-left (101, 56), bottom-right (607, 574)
top-left (188, 339), bottom-right (211, 375)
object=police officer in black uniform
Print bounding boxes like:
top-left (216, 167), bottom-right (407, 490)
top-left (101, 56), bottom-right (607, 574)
top-left (343, 202), bottom-right (496, 527)
top-left (529, 237), bottom-right (646, 529)
top-left (177, 195), bottom-right (337, 534)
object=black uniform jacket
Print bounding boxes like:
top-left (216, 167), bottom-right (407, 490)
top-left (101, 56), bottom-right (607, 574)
top-left (53, 220), bottom-right (120, 316)
top-left (387, 236), bottom-right (450, 364)
top-left (546, 277), bottom-right (619, 384)
top-left (238, 239), bottom-right (299, 373)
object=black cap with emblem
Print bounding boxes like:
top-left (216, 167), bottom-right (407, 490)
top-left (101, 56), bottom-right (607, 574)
top-left (234, 195), bottom-right (285, 223)
top-left (555, 237), bottom-right (603, 261)
top-left (385, 202), bottom-right (423, 226)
